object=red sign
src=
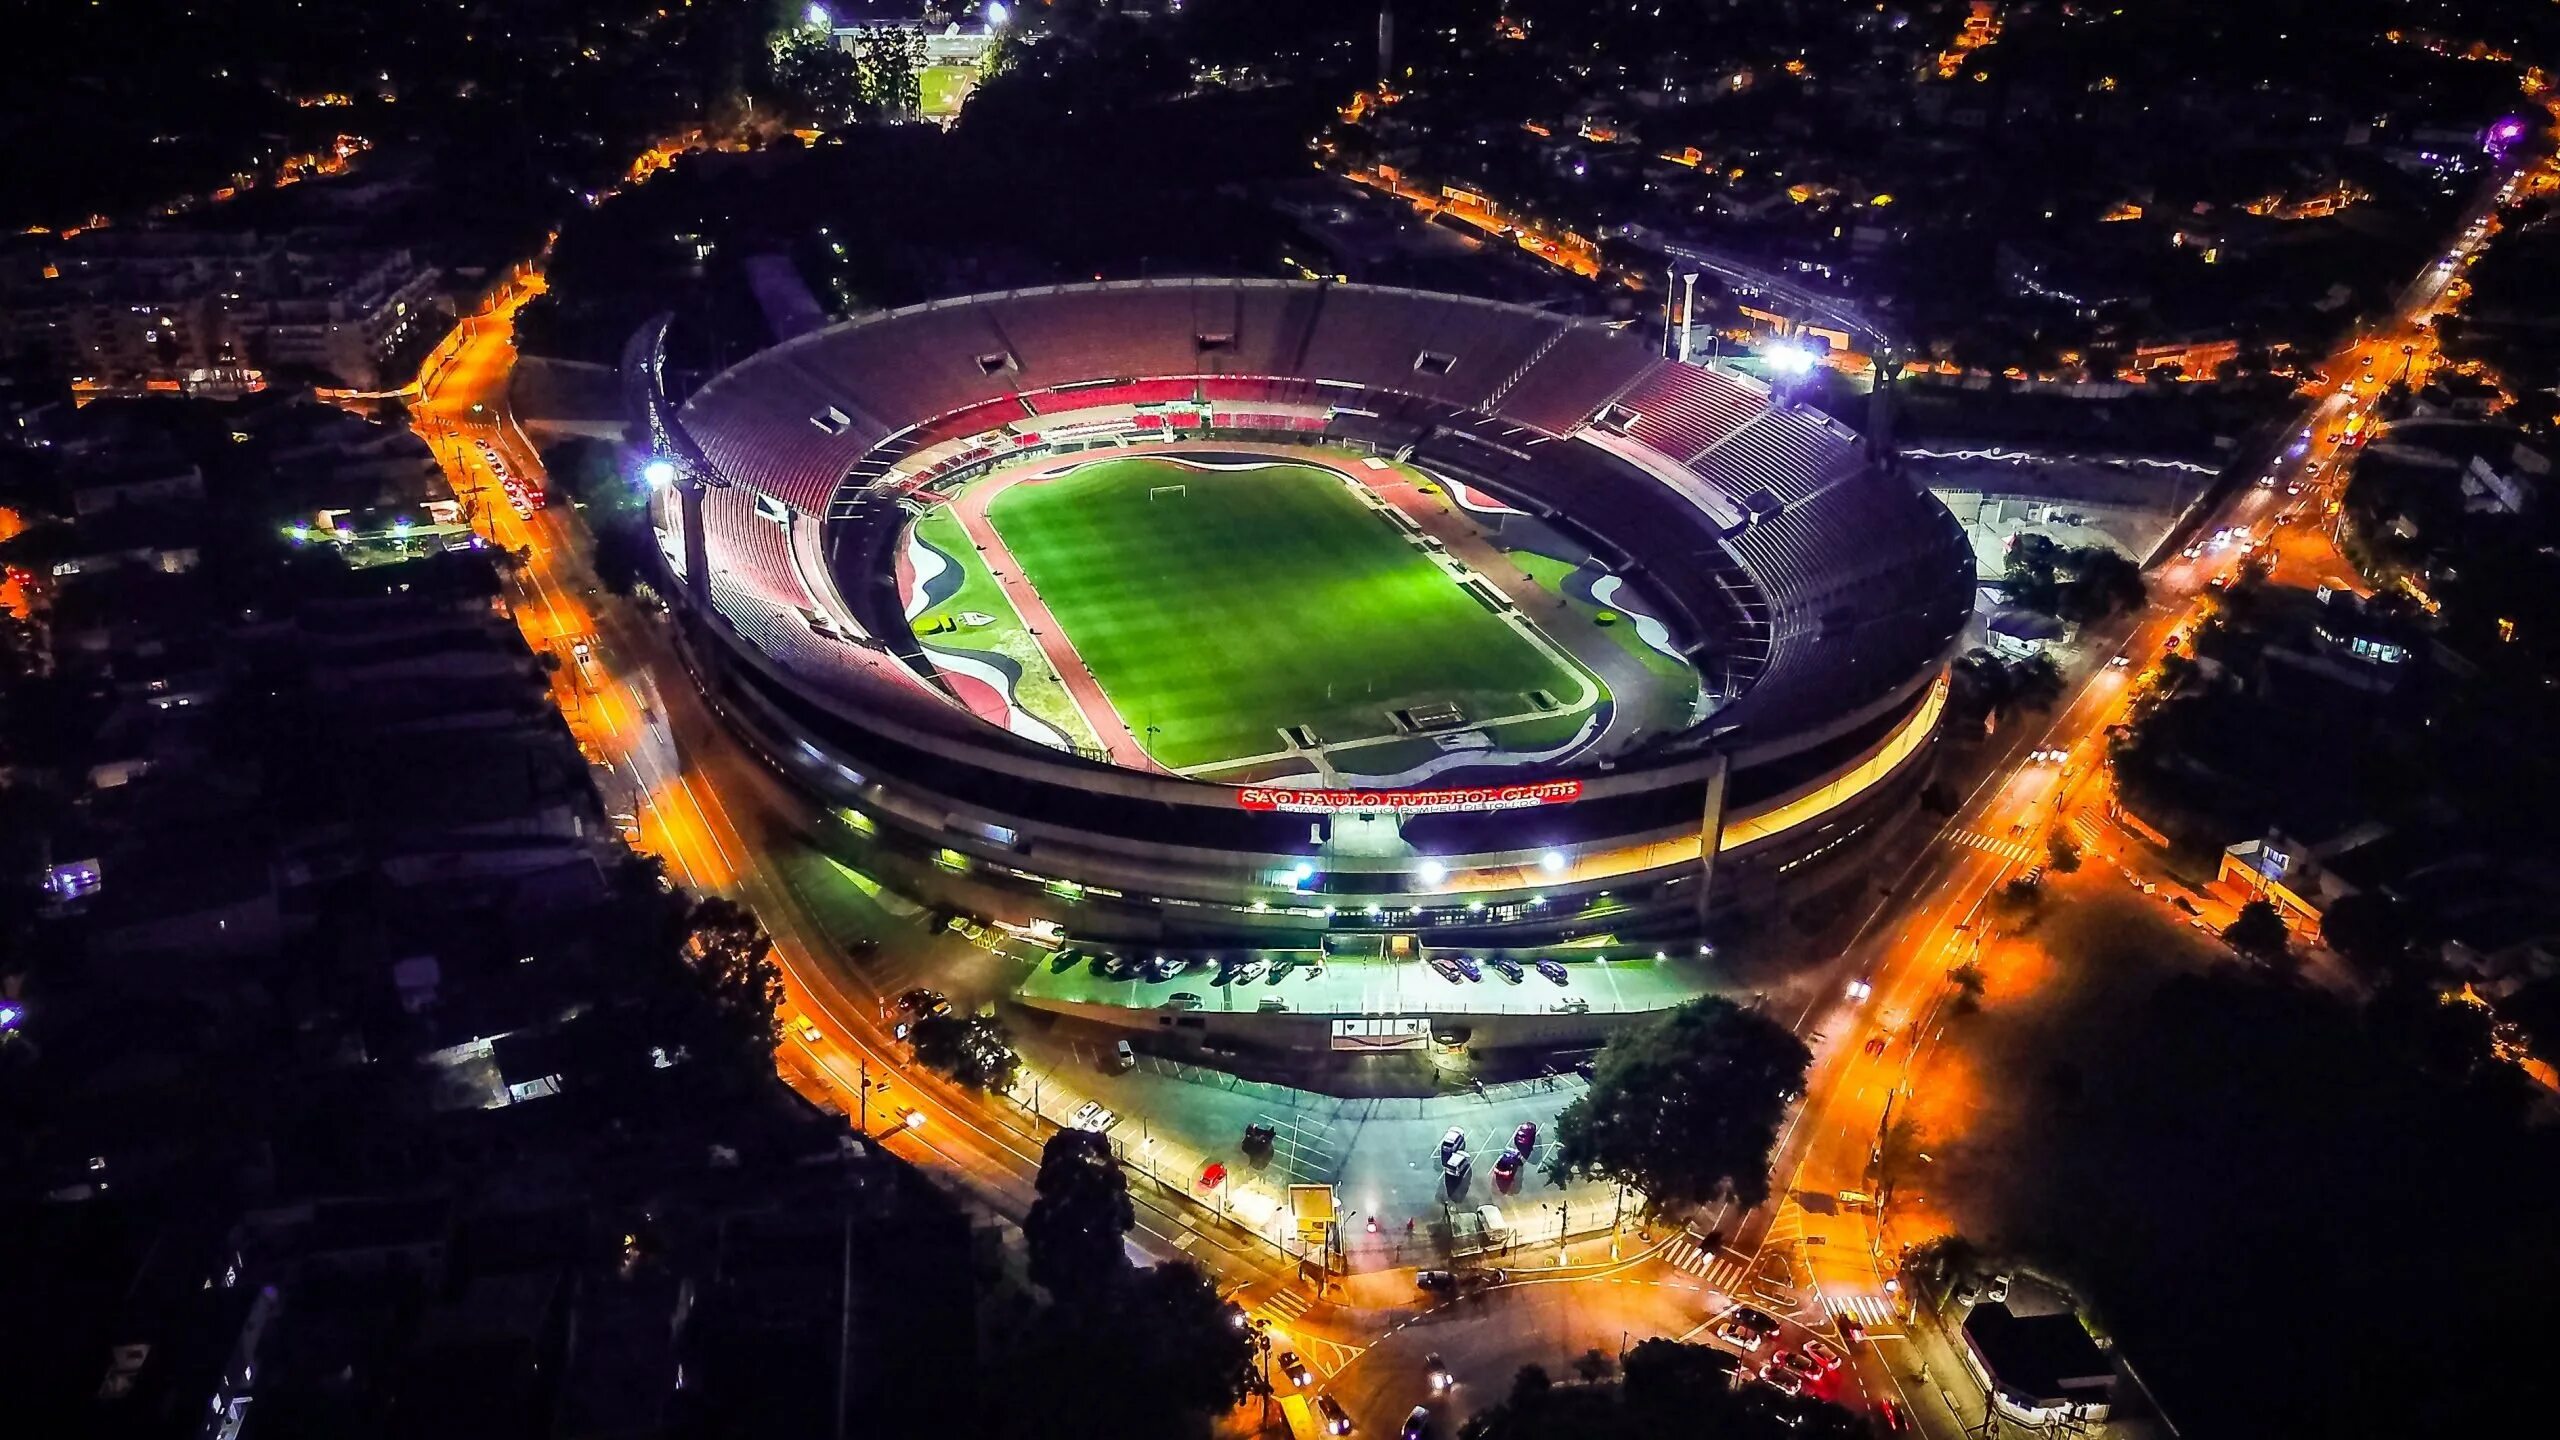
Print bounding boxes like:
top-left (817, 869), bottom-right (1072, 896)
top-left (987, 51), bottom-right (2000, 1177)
top-left (1235, 780), bottom-right (1583, 814)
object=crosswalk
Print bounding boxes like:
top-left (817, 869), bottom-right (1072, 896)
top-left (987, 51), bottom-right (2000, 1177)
top-left (1949, 829), bottom-right (2038, 863)
top-left (1257, 1287), bottom-right (1313, 1324)
top-left (1657, 1237), bottom-right (1749, 1292)
top-left (1825, 1292), bottom-right (1900, 1327)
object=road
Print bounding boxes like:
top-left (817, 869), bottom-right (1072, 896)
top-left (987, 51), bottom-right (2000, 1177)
top-left (1708, 154), bottom-right (2547, 1438)
top-left (393, 141), bottom-right (2543, 1439)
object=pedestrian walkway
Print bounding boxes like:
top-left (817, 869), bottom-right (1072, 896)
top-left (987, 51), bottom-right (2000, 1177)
top-left (1947, 829), bottom-right (2038, 863)
top-left (1257, 1286), bottom-right (1314, 1324)
top-left (1656, 1236), bottom-right (1749, 1292)
top-left (1823, 1292), bottom-right (1900, 1329)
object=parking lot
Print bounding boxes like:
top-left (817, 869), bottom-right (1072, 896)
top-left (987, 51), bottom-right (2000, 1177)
top-left (1008, 1026), bottom-right (1630, 1266)
top-left (1014, 944), bottom-right (1711, 1019)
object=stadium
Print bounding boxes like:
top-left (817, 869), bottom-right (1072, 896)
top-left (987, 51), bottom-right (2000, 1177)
top-left (625, 279), bottom-right (1972, 952)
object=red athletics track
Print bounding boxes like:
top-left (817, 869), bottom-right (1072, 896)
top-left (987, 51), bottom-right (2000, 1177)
top-left (943, 458), bottom-right (1161, 772)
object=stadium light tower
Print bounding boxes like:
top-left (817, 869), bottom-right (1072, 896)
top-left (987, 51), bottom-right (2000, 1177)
top-left (643, 458), bottom-right (678, 489)
top-left (806, 3), bottom-right (831, 31)
top-left (987, 1), bottom-right (1009, 25)
top-left (1764, 341), bottom-right (1821, 380)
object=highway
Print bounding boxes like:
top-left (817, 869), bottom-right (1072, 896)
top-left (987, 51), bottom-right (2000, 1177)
top-left (389, 137), bottom-right (2545, 1437)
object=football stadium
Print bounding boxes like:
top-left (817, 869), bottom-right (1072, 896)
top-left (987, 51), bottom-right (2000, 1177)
top-left (625, 279), bottom-right (1972, 955)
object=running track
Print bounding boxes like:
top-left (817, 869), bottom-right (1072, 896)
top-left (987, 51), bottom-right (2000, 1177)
top-left (944, 461), bottom-right (1162, 772)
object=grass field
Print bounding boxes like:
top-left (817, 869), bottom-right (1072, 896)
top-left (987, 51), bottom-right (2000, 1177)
top-left (985, 457), bottom-right (1596, 771)
top-left (919, 64), bottom-right (976, 119)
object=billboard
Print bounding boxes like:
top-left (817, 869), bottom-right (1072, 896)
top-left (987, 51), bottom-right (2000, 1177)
top-left (1237, 779), bottom-right (1582, 814)
top-left (1330, 1017), bottom-right (1431, 1052)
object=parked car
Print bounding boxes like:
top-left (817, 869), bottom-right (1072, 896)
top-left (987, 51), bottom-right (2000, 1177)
top-left (1443, 1149), bottom-right (1472, 1184)
top-left (1775, 1349), bottom-right (1822, 1380)
top-left (1491, 1151), bottom-right (1521, 1186)
top-left (1759, 1365), bottom-right (1803, 1397)
top-left (1429, 956), bottom-right (1466, 983)
top-left (1448, 954), bottom-right (1482, 981)
top-left (897, 988), bottom-right (950, 1019)
top-left (1166, 991), bottom-right (1203, 1011)
top-left (1279, 1351), bottom-right (1311, 1387)
top-left (1440, 1127), bottom-right (1466, 1154)
top-left (1987, 1272), bottom-right (2012, 1303)
top-left (1069, 1101), bottom-right (1115, 1133)
top-left (1535, 959), bottom-right (1569, 985)
top-left (1229, 958), bottom-right (1268, 985)
top-left (1511, 1122), bottom-right (1538, 1153)
top-left (1487, 956), bottom-right (1523, 982)
top-left (1414, 1269), bottom-right (1458, 1292)
top-left (1242, 1122), bottom-right (1277, 1154)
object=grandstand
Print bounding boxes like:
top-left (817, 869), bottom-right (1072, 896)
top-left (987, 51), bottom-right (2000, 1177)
top-left (631, 280), bottom-right (1972, 945)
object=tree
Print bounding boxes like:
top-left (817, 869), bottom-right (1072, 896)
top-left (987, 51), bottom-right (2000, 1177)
top-left (1947, 960), bottom-right (1989, 1013)
top-left (910, 1011), bottom-right (1020, 1091)
top-left (2060, 547), bottom-right (2147, 623)
top-left (1112, 1261), bottom-right (1260, 1418)
top-left (995, 1258), bottom-right (1254, 1440)
top-left (2223, 898), bottom-right (2290, 960)
top-left (1461, 1339), bottom-right (1865, 1440)
top-left (769, 23), bottom-right (865, 126)
top-left (2319, 891), bottom-right (2414, 985)
top-left (683, 896), bottom-right (786, 1067)
top-left (1545, 997), bottom-right (1810, 1210)
top-left (2046, 834), bottom-right (2082, 873)
top-left (2009, 653), bottom-right (2066, 711)
top-left (1024, 1126), bottom-right (1134, 1302)
top-left (856, 27), bottom-right (926, 121)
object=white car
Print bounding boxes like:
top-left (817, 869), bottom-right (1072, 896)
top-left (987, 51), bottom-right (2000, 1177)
top-left (1070, 1101), bottom-right (1116, 1133)
top-left (1440, 1126), bottom-right (1466, 1155)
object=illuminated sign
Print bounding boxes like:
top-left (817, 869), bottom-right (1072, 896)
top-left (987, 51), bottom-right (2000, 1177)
top-left (1236, 780), bottom-right (1583, 814)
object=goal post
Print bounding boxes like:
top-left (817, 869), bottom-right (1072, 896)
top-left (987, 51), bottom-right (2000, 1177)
top-left (1148, 484), bottom-right (1188, 501)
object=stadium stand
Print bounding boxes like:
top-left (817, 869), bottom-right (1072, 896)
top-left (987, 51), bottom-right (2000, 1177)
top-left (1491, 326), bottom-right (1664, 437)
top-left (1602, 364), bottom-right (1767, 463)
top-left (659, 277), bottom-right (1966, 799)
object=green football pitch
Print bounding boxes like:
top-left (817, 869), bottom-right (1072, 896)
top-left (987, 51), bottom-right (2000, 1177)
top-left (984, 457), bottom-right (1597, 772)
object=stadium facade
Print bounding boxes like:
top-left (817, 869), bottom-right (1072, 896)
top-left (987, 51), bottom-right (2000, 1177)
top-left (625, 280), bottom-right (1972, 945)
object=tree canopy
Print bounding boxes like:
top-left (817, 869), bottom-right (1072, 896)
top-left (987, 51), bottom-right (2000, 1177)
top-left (1545, 997), bottom-right (1809, 1210)
top-left (1025, 1125), bottom-right (1135, 1303)
top-left (909, 1010), bottom-right (1020, 1092)
top-left (2221, 897), bottom-right (2289, 959)
top-left (1458, 1341), bottom-right (1865, 1440)
top-left (1969, 971), bottom-right (2560, 1438)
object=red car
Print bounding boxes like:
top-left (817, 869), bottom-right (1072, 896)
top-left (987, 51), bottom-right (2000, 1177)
top-left (1511, 1122), bottom-right (1538, 1153)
